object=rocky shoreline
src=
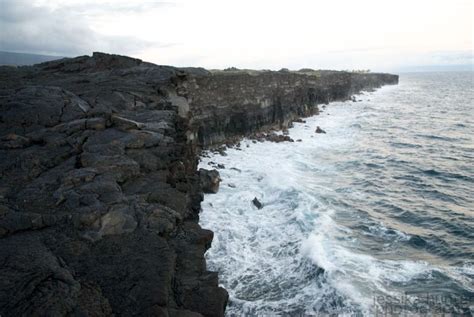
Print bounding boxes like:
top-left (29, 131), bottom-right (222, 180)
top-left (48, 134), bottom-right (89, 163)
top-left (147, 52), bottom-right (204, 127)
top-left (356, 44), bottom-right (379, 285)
top-left (0, 53), bottom-right (397, 316)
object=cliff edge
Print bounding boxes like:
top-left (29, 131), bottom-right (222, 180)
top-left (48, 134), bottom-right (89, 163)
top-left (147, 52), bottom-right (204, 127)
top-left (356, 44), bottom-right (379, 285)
top-left (0, 53), bottom-right (398, 316)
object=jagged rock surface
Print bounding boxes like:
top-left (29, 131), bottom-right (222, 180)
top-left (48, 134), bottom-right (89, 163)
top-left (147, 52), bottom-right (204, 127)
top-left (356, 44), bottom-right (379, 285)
top-left (0, 52), bottom-right (398, 316)
top-left (0, 53), bottom-right (227, 317)
top-left (182, 70), bottom-right (398, 145)
top-left (198, 169), bottom-right (221, 194)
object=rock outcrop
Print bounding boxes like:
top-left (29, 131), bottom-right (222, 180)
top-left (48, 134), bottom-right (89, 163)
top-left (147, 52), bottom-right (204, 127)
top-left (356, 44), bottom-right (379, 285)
top-left (0, 52), bottom-right (398, 316)
top-left (252, 197), bottom-right (263, 210)
top-left (199, 169), bottom-right (221, 194)
top-left (181, 69), bottom-right (398, 146)
top-left (315, 126), bottom-right (327, 134)
top-left (0, 53), bottom-right (227, 317)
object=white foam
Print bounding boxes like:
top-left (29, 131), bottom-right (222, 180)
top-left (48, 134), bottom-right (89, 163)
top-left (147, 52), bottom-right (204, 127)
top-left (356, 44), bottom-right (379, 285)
top-left (199, 84), bottom-right (471, 315)
top-left (199, 99), bottom-right (380, 314)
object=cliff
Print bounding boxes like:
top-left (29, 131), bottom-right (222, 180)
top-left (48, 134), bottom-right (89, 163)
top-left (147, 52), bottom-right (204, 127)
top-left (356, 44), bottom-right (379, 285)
top-left (182, 70), bottom-right (398, 145)
top-left (0, 53), bottom-right (398, 316)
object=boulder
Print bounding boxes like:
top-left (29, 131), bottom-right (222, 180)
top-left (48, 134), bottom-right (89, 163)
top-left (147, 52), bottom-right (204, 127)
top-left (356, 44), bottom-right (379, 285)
top-left (265, 132), bottom-right (294, 143)
top-left (315, 126), bottom-right (326, 134)
top-left (252, 197), bottom-right (263, 209)
top-left (199, 169), bottom-right (221, 193)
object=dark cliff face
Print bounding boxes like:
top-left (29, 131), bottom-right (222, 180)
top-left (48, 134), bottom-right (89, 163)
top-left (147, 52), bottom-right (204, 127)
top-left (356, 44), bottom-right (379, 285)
top-left (0, 53), bottom-right (227, 317)
top-left (0, 52), bottom-right (397, 316)
top-left (181, 70), bottom-right (398, 146)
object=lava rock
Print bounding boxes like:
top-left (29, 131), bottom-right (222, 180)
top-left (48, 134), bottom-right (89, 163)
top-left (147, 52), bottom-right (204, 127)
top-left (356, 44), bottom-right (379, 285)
top-left (199, 168), bottom-right (221, 193)
top-left (0, 51), bottom-right (398, 316)
top-left (293, 118), bottom-right (306, 123)
top-left (252, 197), bottom-right (263, 209)
top-left (0, 52), bottom-right (229, 317)
top-left (315, 126), bottom-right (326, 134)
top-left (265, 132), bottom-right (294, 143)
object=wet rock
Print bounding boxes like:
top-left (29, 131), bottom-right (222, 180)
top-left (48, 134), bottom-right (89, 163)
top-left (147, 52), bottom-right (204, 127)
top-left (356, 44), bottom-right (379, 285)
top-left (199, 168), bottom-right (221, 193)
top-left (252, 132), bottom-right (294, 143)
top-left (293, 118), bottom-right (306, 123)
top-left (227, 183), bottom-right (236, 188)
top-left (315, 126), bottom-right (326, 134)
top-left (265, 133), bottom-right (294, 143)
top-left (217, 164), bottom-right (225, 169)
top-left (252, 197), bottom-right (263, 209)
top-left (217, 148), bottom-right (227, 156)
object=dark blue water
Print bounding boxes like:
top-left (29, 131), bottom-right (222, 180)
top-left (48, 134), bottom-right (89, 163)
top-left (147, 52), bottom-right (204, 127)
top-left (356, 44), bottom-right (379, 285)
top-left (200, 72), bottom-right (474, 316)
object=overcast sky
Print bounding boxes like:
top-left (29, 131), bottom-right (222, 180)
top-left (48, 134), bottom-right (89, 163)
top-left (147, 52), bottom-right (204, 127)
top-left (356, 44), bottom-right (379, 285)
top-left (0, 0), bottom-right (472, 71)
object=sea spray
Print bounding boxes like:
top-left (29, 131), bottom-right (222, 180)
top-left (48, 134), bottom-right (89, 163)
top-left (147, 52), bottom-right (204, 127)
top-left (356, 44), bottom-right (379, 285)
top-left (200, 72), bottom-right (474, 315)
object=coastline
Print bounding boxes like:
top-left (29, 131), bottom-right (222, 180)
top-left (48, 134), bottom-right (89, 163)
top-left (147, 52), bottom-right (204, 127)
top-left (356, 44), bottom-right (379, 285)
top-left (198, 73), bottom-right (474, 315)
top-left (0, 52), bottom-right (398, 316)
top-left (197, 85), bottom-right (396, 314)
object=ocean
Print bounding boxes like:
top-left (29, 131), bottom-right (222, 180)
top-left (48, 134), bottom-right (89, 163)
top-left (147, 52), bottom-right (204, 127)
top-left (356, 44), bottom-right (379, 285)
top-left (199, 72), bottom-right (474, 316)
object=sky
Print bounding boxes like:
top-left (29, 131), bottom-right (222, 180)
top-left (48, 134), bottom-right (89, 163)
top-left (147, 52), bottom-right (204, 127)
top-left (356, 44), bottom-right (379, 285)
top-left (0, 0), bottom-right (472, 71)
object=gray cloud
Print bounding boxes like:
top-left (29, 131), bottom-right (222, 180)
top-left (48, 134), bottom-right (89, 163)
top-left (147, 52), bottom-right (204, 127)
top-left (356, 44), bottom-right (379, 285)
top-left (0, 0), bottom-right (170, 56)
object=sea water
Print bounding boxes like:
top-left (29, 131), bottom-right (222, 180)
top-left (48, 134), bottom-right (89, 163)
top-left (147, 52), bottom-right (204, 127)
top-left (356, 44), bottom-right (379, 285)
top-left (199, 72), bottom-right (474, 316)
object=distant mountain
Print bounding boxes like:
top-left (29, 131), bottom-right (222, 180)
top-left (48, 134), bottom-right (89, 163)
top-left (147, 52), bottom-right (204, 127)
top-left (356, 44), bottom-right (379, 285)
top-left (0, 51), bottom-right (66, 66)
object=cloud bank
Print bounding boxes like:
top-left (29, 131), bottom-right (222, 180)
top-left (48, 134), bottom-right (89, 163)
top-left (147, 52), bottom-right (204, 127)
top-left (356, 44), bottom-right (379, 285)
top-left (0, 0), bottom-right (472, 71)
top-left (0, 0), bottom-right (168, 56)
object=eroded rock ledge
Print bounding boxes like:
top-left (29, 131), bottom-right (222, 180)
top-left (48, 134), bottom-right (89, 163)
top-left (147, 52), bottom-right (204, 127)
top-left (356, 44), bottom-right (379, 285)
top-left (0, 52), bottom-right (398, 316)
top-left (182, 68), bottom-right (398, 146)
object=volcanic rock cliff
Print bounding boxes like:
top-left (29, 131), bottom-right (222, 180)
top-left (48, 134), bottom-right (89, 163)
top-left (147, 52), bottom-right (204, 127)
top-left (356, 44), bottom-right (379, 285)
top-left (0, 52), bottom-right (398, 316)
top-left (182, 69), bottom-right (398, 145)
